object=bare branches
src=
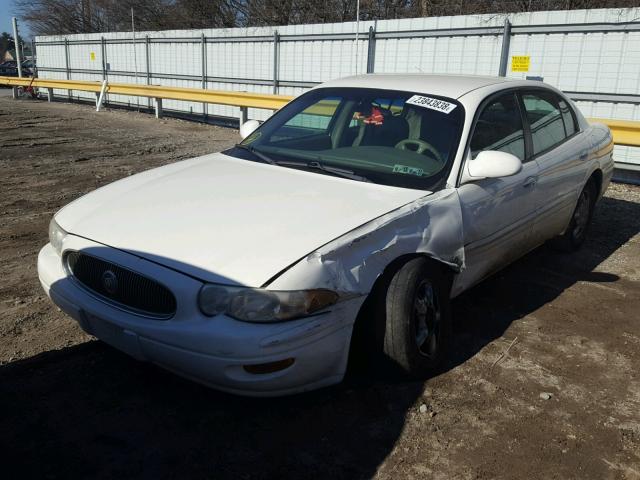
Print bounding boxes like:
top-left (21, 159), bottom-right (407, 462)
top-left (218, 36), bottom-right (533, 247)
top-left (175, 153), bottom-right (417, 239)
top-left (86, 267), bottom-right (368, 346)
top-left (14, 0), bottom-right (640, 36)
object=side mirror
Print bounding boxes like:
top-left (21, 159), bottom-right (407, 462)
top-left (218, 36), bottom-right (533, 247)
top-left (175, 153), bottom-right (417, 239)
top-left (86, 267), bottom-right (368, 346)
top-left (239, 120), bottom-right (260, 140)
top-left (462, 150), bottom-right (522, 183)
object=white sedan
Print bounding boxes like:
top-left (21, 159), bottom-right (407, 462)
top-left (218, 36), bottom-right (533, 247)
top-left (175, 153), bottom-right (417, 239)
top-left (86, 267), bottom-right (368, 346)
top-left (38, 74), bottom-right (614, 396)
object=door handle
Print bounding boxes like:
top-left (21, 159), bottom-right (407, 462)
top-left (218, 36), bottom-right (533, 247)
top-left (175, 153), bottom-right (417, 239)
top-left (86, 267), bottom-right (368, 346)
top-left (523, 176), bottom-right (537, 188)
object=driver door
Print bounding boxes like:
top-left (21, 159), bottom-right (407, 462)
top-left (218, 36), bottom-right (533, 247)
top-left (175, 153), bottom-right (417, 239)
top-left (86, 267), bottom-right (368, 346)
top-left (454, 91), bottom-right (540, 294)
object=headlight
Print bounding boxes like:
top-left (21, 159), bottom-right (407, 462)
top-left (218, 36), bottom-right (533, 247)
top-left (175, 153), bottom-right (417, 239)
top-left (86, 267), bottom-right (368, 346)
top-left (48, 218), bottom-right (67, 256)
top-left (198, 284), bottom-right (339, 323)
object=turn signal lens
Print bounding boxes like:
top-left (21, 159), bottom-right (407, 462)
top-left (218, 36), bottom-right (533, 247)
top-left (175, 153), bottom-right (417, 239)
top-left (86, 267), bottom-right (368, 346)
top-left (243, 358), bottom-right (295, 374)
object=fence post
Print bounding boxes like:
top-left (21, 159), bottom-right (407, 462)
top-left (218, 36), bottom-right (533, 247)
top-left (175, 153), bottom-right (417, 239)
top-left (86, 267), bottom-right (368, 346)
top-left (498, 18), bottom-right (511, 77)
top-left (145, 35), bottom-right (151, 109)
top-left (366, 26), bottom-right (376, 74)
top-left (31, 39), bottom-right (37, 76)
top-left (64, 38), bottom-right (72, 100)
top-left (100, 37), bottom-right (106, 80)
top-left (273, 30), bottom-right (279, 94)
top-left (101, 37), bottom-right (108, 106)
top-left (201, 33), bottom-right (207, 121)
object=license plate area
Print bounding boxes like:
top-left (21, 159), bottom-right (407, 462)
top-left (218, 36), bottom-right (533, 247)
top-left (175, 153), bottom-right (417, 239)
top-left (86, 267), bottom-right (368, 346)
top-left (84, 312), bottom-right (145, 361)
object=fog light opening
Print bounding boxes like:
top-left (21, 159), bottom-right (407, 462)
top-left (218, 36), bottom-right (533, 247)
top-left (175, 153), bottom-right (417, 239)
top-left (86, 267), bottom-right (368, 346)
top-left (243, 358), bottom-right (295, 375)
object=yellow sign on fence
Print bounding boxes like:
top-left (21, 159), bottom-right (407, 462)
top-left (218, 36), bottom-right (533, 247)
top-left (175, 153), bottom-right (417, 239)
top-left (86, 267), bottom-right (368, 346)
top-left (90, 52), bottom-right (96, 61)
top-left (511, 55), bottom-right (530, 72)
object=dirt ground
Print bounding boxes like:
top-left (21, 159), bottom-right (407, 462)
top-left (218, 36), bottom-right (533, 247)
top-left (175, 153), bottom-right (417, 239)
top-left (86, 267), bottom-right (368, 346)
top-left (1, 93), bottom-right (639, 480)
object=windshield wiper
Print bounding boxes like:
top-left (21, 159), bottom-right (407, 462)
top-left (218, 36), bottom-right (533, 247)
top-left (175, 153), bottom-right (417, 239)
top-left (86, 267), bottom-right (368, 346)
top-left (234, 145), bottom-right (370, 183)
top-left (275, 159), bottom-right (371, 183)
top-left (234, 144), bottom-right (276, 165)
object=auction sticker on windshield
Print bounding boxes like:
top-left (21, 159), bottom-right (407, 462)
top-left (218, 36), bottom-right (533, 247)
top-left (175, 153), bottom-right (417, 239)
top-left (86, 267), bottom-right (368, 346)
top-left (406, 95), bottom-right (457, 114)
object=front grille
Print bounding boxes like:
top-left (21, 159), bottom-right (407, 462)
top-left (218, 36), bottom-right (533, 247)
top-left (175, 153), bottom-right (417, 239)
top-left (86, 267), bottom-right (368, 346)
top-left (66, 251), bottom-right (177, 319)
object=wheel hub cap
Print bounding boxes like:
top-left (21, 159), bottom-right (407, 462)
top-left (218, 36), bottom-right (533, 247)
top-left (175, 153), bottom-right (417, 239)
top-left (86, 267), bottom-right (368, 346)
top-left (414, 280), bottom-right (441, 358)
top-left (573, 189), bottom-right (591, 240)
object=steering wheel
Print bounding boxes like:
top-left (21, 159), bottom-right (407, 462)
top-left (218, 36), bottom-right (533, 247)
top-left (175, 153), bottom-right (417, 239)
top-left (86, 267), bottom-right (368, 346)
top-left (395, 139), bottom-right (443, 164)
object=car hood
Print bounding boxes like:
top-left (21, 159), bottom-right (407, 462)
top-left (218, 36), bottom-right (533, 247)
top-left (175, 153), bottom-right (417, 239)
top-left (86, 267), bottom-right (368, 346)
top-left (56, 152), bottom-right (429, 287)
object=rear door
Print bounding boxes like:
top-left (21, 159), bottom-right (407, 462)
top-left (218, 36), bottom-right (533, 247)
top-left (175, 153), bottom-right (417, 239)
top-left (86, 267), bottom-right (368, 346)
top-left (455, 91), bottom-right (540, 294)
top-left (520, 90), bottom-right (592, 244)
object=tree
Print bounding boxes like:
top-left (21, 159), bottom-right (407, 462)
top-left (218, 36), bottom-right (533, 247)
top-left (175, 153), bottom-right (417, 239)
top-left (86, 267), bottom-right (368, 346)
top-left (14, 0), bottom-right (640, 36)
top-left (0, 32), bottom-right (28, 61)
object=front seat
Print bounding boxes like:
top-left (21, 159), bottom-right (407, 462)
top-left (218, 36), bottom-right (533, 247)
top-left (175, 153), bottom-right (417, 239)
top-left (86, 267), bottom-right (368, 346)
top-left (353, 114), bottom-right (410, 147)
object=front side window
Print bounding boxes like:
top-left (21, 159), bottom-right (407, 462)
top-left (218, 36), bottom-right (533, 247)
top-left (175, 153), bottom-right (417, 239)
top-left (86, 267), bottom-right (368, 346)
top-left (470, 93), bottom-right (526, 161)
top-left (522, 92), bottom-right (567, 155)
top-left (226, 88), bottom-right (464, 190)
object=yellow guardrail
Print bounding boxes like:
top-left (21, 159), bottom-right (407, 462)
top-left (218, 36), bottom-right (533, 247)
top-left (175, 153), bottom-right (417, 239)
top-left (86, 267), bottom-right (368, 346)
top-left (587, 118), bottom-right (640, 148)
top-left (0, 76), bottom-right (292, 110)
top-left (1, 75), bottom-right (639, 147)
top-left (0, 76), bottom-right (104, 92)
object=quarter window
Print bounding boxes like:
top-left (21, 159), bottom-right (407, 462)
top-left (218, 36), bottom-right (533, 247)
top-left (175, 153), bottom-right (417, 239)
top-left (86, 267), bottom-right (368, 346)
top-left (470, 93), bottom-right (526, 161)
top-left (522, 92), bottom-right (567, 155)
top-left (559, 99), bottom-right (577, 137)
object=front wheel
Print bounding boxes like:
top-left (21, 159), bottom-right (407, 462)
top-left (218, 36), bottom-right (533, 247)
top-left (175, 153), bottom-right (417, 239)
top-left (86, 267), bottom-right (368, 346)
top-left (383, 258), bottom-right (452, 376)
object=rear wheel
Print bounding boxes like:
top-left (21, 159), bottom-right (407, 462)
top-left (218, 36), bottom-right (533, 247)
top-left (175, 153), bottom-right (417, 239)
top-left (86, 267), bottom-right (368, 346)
top-left (383, 258), bottom-right (452, 376)
top-left (552, 179), bottom-right (597, 252)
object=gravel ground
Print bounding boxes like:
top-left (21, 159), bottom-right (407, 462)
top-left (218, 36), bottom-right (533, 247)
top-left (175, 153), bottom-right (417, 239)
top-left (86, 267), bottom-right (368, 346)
top-left (1, 95), bottom-right (639, 480)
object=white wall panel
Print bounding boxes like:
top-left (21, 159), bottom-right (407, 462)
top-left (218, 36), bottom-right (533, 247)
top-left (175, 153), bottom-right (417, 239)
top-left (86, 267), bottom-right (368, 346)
top-left (104, 42), bottom-right (148, 74)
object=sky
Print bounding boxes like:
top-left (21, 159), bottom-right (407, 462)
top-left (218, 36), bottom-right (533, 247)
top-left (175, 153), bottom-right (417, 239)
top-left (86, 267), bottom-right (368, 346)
top-left (1, 0), bottom-right (31, 39)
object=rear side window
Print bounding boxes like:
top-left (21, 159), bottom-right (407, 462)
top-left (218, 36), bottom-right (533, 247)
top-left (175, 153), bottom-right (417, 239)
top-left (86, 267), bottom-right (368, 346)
top-left (470, 93), bottom-right (526, 161)
top-left (522, 92), bottom-right (567, 155)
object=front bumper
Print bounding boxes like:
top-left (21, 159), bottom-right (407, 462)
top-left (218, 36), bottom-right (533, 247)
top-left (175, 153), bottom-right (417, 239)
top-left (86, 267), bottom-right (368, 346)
top-left (37, 237), bottom-right (365, 396)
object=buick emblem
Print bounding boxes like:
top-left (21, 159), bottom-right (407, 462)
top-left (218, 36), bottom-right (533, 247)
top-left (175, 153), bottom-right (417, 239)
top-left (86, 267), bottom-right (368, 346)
top-left (102, 270), bottom-right (118, 295)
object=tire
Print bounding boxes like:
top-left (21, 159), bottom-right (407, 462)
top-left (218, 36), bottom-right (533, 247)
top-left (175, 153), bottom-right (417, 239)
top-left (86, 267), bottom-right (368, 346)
top-left (551, 179), bottom-right (597, 252)
top-left (383, 257), bottom-right (452, 377)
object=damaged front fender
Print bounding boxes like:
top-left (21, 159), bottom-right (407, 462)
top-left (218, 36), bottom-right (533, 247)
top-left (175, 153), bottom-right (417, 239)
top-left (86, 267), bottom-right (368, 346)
top-left (266, 189), bottom-right (465, 295)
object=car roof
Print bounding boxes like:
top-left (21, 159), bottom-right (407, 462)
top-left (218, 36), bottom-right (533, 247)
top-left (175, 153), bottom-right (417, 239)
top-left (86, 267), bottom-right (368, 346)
top-left (317, 74), bottom-right (524, 99)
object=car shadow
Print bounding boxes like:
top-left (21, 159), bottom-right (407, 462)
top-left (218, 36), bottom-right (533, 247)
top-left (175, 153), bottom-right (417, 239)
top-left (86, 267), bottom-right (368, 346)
top-left (446, 193), bottom-right (638, 376)
top-left (1, 194), bottom-right (638, 479)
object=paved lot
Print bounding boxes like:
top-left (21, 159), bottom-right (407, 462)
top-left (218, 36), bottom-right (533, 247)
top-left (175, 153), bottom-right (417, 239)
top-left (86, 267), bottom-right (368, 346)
top-left (1, 95), bottom-right (639, 480)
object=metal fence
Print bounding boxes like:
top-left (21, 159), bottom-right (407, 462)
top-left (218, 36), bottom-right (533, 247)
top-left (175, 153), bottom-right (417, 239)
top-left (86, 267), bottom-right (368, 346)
top-left (34, 7), bottom-right (640, 169)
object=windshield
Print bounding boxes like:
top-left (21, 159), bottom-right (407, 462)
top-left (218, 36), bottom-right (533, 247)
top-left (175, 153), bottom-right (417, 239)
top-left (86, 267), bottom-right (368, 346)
top-left (225, 87), bottom-right (464, 190)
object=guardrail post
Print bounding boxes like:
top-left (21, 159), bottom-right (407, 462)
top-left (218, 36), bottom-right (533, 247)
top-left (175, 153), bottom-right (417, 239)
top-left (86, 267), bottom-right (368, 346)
top-left (498, 18), bottom-right (511, 77)
top-left (366, 26), bottom-right (376, 73)
top-left (64, 38), bottom-right (72, 100)
top-left (155, 98), bottom-right (163, 119)
top-left (273, 30), bottom-right (279, 94)
top-left (240, 106), bottom-right (248, 125)
top-left (96, 80), bottom-right (108, 111)
top-left (47, 88), bottom-right (54, 102)
top-left (12, 87), bottom-right (19, 99)
top-left (201, 33), bottom-right (208, 121)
